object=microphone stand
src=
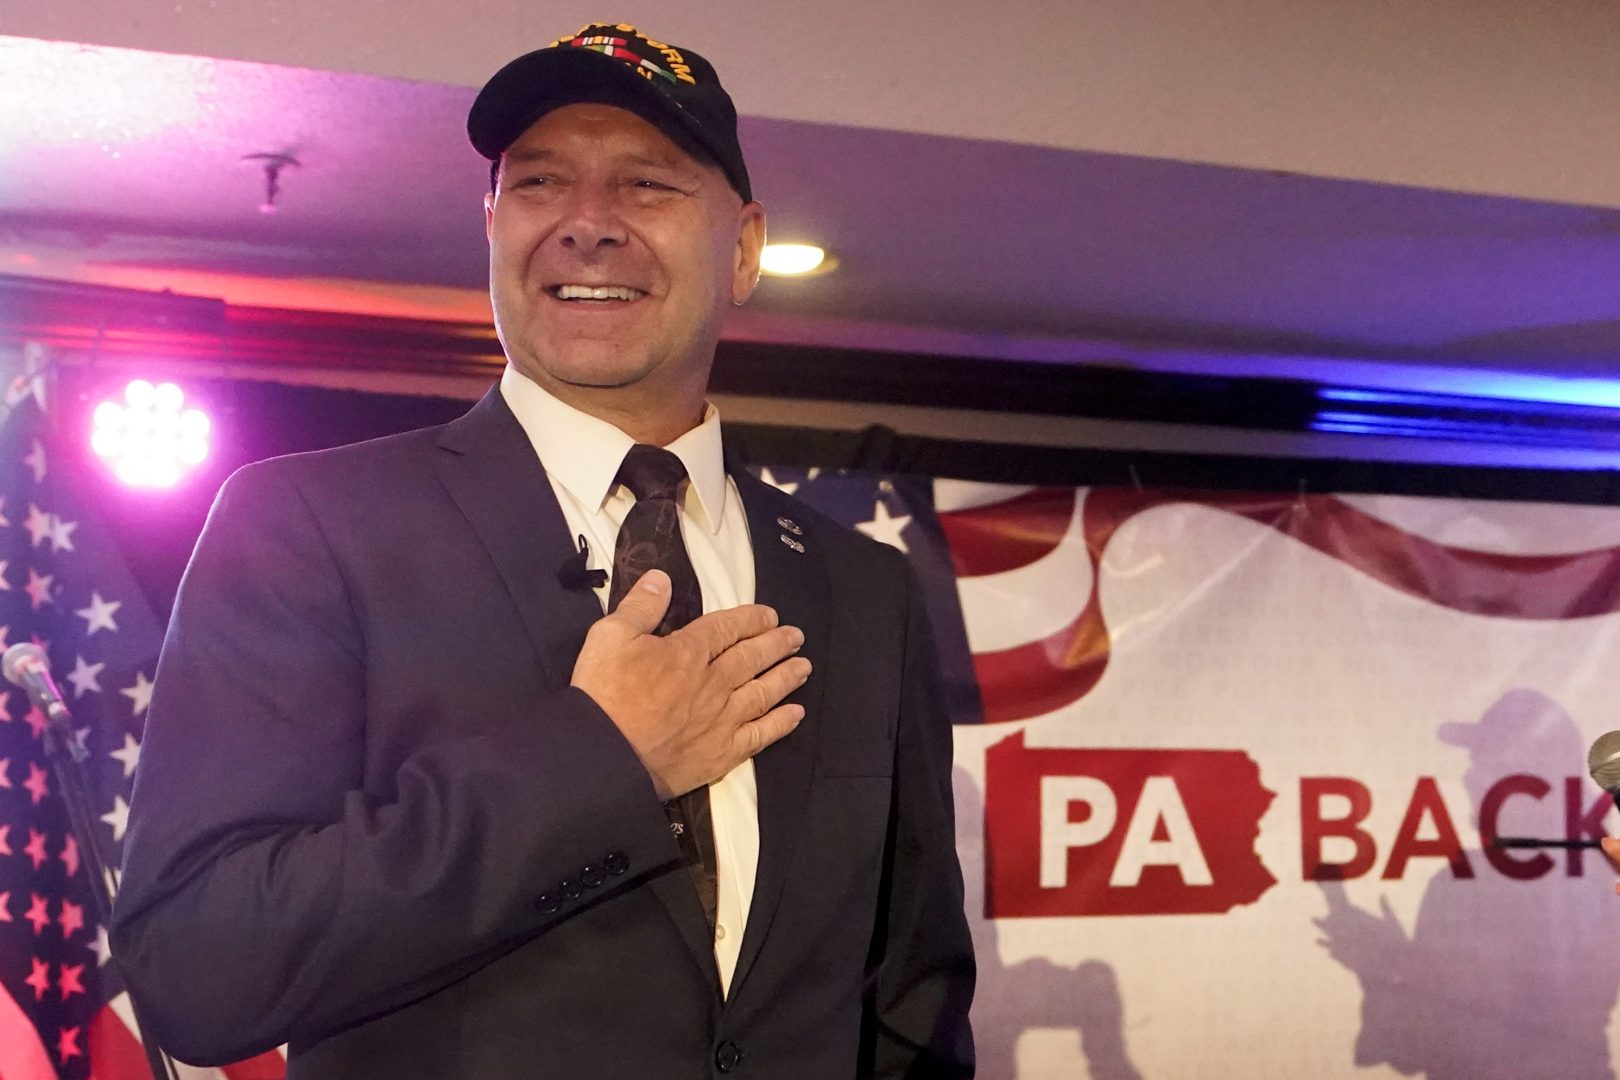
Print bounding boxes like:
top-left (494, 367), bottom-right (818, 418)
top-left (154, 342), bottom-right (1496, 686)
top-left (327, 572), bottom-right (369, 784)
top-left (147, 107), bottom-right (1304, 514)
top-left (35, 692), bottom-right (180, 1080)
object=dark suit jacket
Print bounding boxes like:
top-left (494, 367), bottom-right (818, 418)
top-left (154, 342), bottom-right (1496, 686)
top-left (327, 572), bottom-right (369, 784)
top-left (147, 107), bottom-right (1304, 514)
top-left (111, 389), bottom-right (975, 1079)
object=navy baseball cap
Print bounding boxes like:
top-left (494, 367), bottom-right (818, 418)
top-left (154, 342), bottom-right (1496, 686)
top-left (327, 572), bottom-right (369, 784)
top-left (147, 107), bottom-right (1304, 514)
top-left (468, 22), bottom-right (752, 202)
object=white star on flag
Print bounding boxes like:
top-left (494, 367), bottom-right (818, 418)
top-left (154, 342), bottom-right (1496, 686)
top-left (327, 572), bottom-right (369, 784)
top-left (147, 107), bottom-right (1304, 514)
top-left (100, 795), bottom-right (130, 842)
top-left (91, 924), bottom-right (112, 966)
top-left (65, 655), bottom-right (105, 698)
top-left (48, 516), bottom-right (78, 553)
top-left (23, 438), bottom-right (46, 483)
top-left (759, 468), bottom-right (799, 496)
top-left (0, 496), bottom-right (9, 527)
top-left (108, 732), bottom-right (141, 778)
top-left (0, 560), bottom-right (8, 591)
top-left (121, 671), bottom-right (154, 716)
top-left (856, 500), bottom-right (913, 554)
top-left (23, 568), bottom-right (53, 611)
top-left (22, 504), bottom-right (51, 547)
top-left (74, 592), bottom-right (122, 635)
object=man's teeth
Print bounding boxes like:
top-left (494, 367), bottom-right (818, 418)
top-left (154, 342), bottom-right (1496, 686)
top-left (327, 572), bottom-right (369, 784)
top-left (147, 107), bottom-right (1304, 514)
top-left (554, 285), bottom-right (643, 301)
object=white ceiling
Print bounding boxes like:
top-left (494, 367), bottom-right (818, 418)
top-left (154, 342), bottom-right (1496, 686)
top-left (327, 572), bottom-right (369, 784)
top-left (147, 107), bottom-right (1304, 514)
top-left (4, 3), bottom-right (1620, 394)
top-left (13, 0), bottom-right (1620, 207)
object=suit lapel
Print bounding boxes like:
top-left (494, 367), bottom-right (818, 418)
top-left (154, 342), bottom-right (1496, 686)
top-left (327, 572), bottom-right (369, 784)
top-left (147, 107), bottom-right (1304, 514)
top-left (432, 388), bottom-right (602, 687)
top-left (436, 388), bottom-right (723, 992)
top-left (729, 467), bottom-right (829, 996)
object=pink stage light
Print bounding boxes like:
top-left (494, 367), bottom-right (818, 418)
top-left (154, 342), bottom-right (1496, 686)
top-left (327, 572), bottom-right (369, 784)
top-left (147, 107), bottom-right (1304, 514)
top-left (90, 380), bottom-right (211, 488)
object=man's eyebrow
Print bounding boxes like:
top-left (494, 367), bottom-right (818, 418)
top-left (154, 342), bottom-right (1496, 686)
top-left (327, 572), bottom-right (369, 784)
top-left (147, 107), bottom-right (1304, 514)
top-left (499, 145), bottom-right (704, 183)
top-left (501, 147), bottom-right (558, 165)
top-left (622, 151), bottom-right (692, 171)
top-left (502, 146), bottom-right (688, 164)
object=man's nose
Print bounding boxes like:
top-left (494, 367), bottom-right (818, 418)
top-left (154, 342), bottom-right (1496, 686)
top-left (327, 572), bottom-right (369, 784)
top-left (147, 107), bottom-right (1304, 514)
top-left (557, 187), bottom-right (628, 253)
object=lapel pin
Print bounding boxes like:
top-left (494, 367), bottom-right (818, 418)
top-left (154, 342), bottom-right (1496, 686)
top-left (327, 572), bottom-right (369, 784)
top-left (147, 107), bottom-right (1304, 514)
top-left (776, 516), bottom-right (802, 535)
top-left (780, 534), bottom-right (805, 553)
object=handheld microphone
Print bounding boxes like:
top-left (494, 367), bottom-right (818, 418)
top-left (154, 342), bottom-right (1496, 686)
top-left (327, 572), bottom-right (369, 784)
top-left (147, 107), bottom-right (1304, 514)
top-left (2, 642), bottom-right (72, 726)
top-left (1589, 731), bottom-right (1620, 811)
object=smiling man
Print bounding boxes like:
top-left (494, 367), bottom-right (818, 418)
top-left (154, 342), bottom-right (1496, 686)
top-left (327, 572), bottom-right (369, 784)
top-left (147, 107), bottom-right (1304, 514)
top-left (484, 101), bottom-right (762, 445)
top-left (111, 21), bottom-right (975, 1080)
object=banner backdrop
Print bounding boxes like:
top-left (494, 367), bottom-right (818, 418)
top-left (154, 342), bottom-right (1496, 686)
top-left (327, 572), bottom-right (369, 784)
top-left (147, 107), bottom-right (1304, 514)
top-left (777, 470), bottom-right (1620, 1080)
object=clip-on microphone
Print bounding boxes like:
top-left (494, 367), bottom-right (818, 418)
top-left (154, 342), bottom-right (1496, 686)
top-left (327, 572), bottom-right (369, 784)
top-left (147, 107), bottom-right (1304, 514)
top-left (558, 534), bottom-right (609, 591)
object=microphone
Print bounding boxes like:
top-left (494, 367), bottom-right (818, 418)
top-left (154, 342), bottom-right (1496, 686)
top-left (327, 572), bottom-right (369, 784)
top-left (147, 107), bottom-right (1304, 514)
top-left (1485, 732), bottom-right (1620, 851)
top-left (3, 642), bottom-right (72, 726)
top-left (557, 535), bottom-right (609, 591)
top-left (1589, 730), bottom-right (1620, 810)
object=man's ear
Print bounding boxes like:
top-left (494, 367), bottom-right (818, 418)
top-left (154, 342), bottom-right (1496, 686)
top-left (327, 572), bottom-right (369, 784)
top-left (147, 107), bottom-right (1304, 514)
top-left (484, 190), bottom-right (496, 241)
top-left (731, 202), bottom-right (767, 305)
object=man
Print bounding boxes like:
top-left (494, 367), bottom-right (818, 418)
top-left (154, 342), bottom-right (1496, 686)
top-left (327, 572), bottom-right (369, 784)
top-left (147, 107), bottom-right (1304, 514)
top-left (111, 22), bottom-right (975, 1079)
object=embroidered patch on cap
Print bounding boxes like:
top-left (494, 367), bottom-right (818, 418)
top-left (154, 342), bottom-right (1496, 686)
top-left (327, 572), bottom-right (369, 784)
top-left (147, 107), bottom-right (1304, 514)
top-left (551, 23), bottom-right (698, 86)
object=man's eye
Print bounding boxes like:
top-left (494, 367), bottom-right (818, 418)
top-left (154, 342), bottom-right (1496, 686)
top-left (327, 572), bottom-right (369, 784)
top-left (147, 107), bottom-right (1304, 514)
top-left (634, 179), bottom-right (673, 191)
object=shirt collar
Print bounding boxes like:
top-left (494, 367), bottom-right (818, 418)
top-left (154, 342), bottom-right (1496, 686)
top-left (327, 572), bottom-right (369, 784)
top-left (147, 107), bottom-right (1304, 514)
top-left (499, 364), bottom-right (729, 534)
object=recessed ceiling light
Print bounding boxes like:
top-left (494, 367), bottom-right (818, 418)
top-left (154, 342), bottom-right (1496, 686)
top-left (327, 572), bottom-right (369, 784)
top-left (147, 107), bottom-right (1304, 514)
top-left (760, 243), bottom-right (835, 277)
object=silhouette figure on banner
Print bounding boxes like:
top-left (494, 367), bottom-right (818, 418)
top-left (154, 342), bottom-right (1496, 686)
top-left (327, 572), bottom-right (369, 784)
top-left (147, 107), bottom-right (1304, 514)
top-left (955, 767), bottom-right (1144, 1080)
top-left (1314, 689), bottom-right (1620, 1080)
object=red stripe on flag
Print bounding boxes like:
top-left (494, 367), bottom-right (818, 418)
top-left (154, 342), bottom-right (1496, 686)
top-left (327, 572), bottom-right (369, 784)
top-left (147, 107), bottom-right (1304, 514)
top-left (1087, 487), bottom-right (1620, 621)
top-left (220, 1050), bottom-right (287, 1080)
top-left (1239, 495), bottom-right (1620, 620)
top-left (88, 1002), bottom-right (155, 1080)
top-left (939, 488), bottom-right (1075, 578)
top-left (973, 594), bottom-right (1107, 724)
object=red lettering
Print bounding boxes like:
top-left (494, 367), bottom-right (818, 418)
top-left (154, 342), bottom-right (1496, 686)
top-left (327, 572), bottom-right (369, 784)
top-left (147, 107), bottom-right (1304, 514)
top-left (1382, 777), bottom-right (1473, 880)
top-left (1565, 777), bottom-right (1614, 877)
top-left (985, 731), bottom-right (1274, 917)
top-left (1480, 775), bottom-right (1552, 880)
top-left (1300, 777), bottom-right (1376, 881)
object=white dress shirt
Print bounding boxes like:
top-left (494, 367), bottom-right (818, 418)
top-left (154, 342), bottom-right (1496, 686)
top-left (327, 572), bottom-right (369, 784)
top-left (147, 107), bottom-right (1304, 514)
top-left (500, 364), bottom-right (758, 996)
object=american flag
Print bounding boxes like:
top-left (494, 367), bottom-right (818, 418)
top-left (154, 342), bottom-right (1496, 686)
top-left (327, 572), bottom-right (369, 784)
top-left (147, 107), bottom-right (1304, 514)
top-left (753, 466), bottom-right (1090, 729)
top-left (0, 367), bottom-right (284, 1080)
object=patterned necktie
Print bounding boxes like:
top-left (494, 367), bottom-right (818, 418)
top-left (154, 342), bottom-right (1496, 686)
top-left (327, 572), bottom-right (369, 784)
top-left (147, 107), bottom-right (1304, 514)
top-left (606, 444), bottom-right (718, 929)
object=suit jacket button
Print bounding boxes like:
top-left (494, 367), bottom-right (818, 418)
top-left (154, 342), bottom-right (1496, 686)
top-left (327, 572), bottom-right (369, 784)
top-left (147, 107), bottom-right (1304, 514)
top-left (604, 851), bottom-right (630, 876)
top-left (714, 1040), bottom-right (743, 1073)
top-left (560, 878), bottom-right (583, 900)
top-left (534, 893), bottom-right (561, 914)
top-left (580, 864), bottom-right (605, 887)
